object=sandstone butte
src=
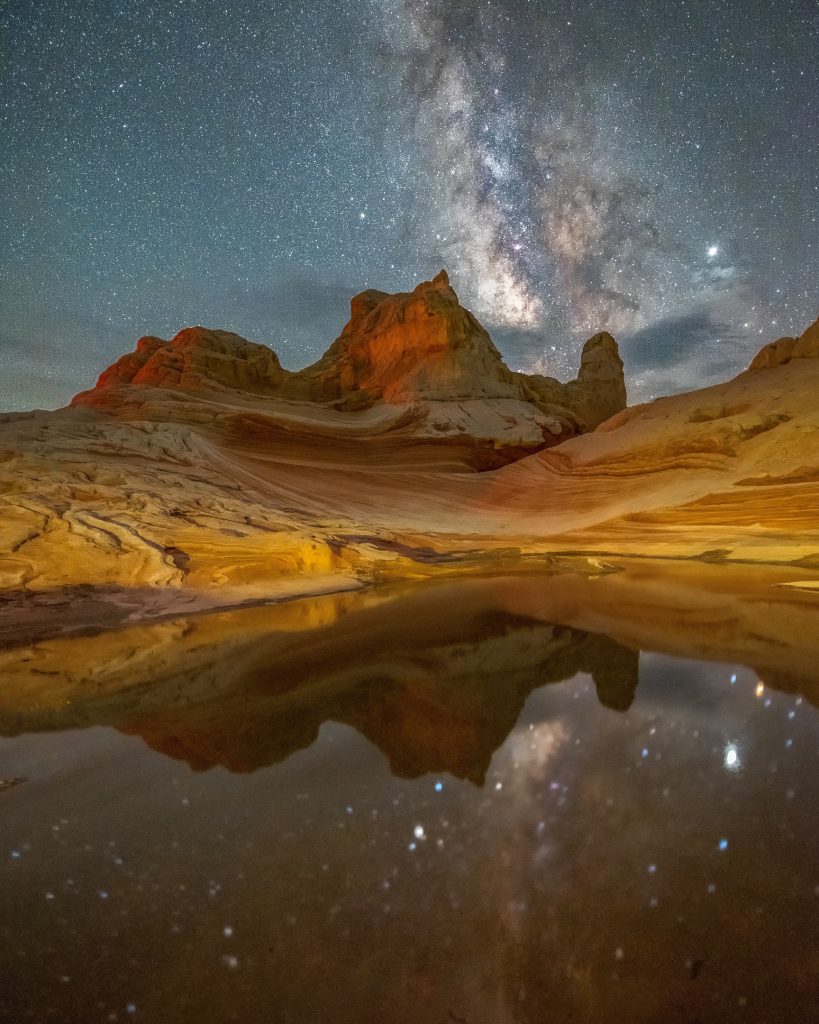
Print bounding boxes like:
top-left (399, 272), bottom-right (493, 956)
top-left (1, 269), bottom-right (818, 619)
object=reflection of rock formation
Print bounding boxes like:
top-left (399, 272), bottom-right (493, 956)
top-left (1, 560), bottom-right (817, 778)
top-left (0, 579), bottom-right (637, 782)
top-left (132, 622), bottom-right (635, 782)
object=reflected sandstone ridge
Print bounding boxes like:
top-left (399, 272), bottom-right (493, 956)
top-left (1, 560), bottom-right (817, 776)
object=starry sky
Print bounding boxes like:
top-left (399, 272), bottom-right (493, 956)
top-left (1, 0), bottom-right (817, 410)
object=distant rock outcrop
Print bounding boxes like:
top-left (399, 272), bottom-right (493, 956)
top-left (285, 270), bottom-right (627, 432)
top-left (516, 331), bottom-right (626, 432)
top-left (81, 327), bottom-right (288, 397)
top-left (73, 270), bottom-right (629, 465)
top-left (748, 316), bottom-right (819, 370)
top-left (285, 270), bottom-right (521, 406)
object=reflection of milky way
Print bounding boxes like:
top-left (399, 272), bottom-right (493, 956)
top-left (3, 656), bottom-right (817, 1022)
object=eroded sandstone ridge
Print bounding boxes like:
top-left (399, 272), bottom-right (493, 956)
top-left (74, 270), bottom-right (626, 462)
top-left (747, 316), bottom-right (819, 370)
top-left (92, 328), bottom-right (288, 394)
top-left (0, 271), bottom-right (817, 610)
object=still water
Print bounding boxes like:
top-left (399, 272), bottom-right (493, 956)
top-left (1, 566), bottom-right (818, 1023)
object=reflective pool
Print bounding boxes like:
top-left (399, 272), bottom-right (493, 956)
top-left (1, 564), bottom-right (818, 1022)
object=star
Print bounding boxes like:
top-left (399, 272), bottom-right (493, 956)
top-left (0, 0), bottom-right (815, 412)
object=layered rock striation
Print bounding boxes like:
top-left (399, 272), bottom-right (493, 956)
top-left (74, 270), bottom-right (626, 461)
top-left (1, 270), bottom-right (817, 603)
top-left (483, 311), bottom-right (819, 563)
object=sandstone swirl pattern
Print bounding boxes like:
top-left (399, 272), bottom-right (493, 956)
top-left (0, 272), bottom-right (817, 615)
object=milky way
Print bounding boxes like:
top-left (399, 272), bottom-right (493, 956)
top-left (382, 0), bottom-right (817, 387)
top-left (0, 0), bottom-right (816, 409)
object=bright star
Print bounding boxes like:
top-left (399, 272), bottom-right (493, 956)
top-left (707, 245), bottom-right (719, 257)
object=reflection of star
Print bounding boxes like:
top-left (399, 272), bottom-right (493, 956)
top-left (707, 245), bottom-right (719, 258)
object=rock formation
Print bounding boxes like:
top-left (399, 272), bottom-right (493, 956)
top-left (85, 327), bottom-right (289, 396)
top-left (284, 270), bottom-right (520, 405)
top-left (0, 270), bottom-right (817, 607)
top-left (483, 311), bottom-right (819, 564)
top-left (747, 315), bottom-right (819, 370)
top-left (74, 270), bottom-right (626, 461)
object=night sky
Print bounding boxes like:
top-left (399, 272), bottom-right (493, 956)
top-left (1, 0), bottom-right (817, 411)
